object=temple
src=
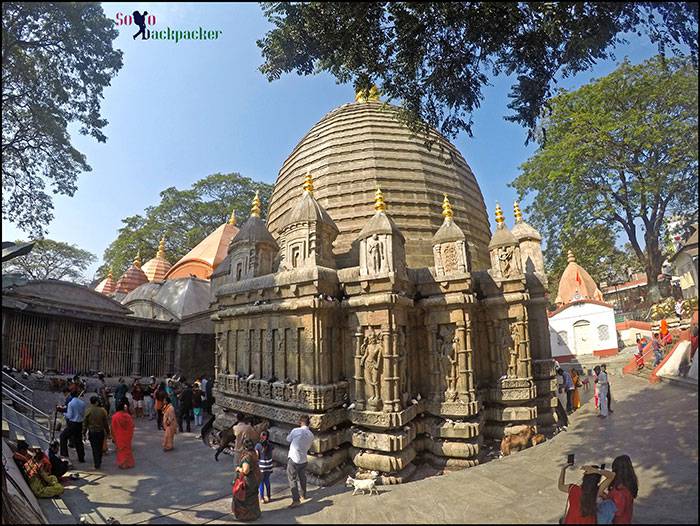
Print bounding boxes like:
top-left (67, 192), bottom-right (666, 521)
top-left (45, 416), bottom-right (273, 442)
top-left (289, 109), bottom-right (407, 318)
top-left (209, 94), bottom-right (557, 485)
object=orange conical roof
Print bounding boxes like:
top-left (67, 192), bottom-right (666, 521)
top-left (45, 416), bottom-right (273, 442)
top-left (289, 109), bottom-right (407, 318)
top-left (555, 250), bottom-right (604, 305)
top-left (114, 252), bottom-right (149, 294)
top-left (142, 236), bottom-right (172, 282)
top-left (94, 270), bottom-right (116, 295)
top-left (164, 219), bottom-right (239, 281)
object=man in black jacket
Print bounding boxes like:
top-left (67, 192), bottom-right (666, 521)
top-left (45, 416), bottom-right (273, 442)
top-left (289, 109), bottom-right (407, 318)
top-left (178, 380), bottom-right (193, 433)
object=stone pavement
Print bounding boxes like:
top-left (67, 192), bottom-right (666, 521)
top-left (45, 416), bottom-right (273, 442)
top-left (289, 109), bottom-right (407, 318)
top-left (42, 372), bottom-right (698, 524)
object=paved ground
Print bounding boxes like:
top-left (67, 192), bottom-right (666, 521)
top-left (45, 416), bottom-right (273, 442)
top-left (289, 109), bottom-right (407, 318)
top-left (40, 371), bottom-right (698, 524)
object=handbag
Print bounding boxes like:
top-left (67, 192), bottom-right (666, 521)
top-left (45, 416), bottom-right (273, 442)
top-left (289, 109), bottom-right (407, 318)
top-left (232, 473), bottom-right (247, 501)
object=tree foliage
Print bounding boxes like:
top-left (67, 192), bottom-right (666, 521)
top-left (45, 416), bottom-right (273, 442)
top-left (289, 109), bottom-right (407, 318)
top-left (100, 173), bottom-right (273, 278)
top-left (257, 2), bottom-right (697, 143)
top-left (2, 239), bottom-right (96, 282)
top-left (2, 2), bottom-right (123, 236)
top-left (512, 55), bottom-right (698, 300)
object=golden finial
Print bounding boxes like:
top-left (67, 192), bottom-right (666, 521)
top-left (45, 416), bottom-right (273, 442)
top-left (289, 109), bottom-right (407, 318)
top-left (374, 187), bottom-right (386, 213)
top-left (442, 194), bottom-right (454, 219)
top-left (567, 250), bottom-right (576, 263)
top-left (133, 251), bottom-right (142, 269)
top-left (355, 84), bottom-right (381, 103)
top-left (303, 172), bottom-right (314, 194)
top-left (107, 269), bottom-right (113, 280)
top-left (495, 202), bottom-right (505, 227)
top-left (514, 201), bottom-right (523, 223)
top-left (251, 191), bottom-right (261, 218)
top-left (156, 235), bottom-right (166, 258)
top-left (228, 208), bottom-right (237, 225)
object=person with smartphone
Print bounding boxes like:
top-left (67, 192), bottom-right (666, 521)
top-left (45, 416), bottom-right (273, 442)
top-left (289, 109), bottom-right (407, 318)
top-left (558, 459), bottom-right (616, 524)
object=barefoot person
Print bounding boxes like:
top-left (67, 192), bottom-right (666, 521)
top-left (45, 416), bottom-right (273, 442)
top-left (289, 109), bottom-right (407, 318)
top-left (287, 415), bottom-right (314, 508)
top-left (232, 438), bottom-right (262, 521)
top-left (162, 396), bottom-right (177, 451)
top-left (111, 399), bottom-right (135, 469)
top-left (256, 430), bottom-right (274, 504)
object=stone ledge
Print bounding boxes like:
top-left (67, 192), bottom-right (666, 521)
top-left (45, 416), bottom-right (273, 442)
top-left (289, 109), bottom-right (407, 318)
top-left (350, 404), bottom-right (420, 430)
top-left (423, 399), bottom-right (481, 418)
top-left (483, 405), bottom-right (538, 422)
top-left (348, 446), bottom-right (416, 473)
top-left (419, 451), bottom-right (480, 470)
top-left (350, 425), bottom-right (416, 452)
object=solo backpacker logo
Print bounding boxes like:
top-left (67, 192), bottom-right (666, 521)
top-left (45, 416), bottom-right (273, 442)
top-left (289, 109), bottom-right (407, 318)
top-left (116, 11), bottom-right (223, 43)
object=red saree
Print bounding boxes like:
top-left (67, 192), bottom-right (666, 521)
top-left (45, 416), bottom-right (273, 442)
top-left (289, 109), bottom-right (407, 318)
top-left (111, 410), bottom-right (135, 469)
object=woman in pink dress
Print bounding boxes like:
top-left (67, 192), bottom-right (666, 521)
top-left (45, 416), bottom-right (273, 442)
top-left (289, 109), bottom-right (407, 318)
top-left (111, 399), bottom-right (135, 469)
top-left (162, 397), bottom-right (177, 451)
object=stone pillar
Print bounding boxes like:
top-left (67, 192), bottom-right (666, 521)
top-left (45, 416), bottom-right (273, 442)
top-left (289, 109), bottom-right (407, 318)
top-left (353, 328), bottom-right (365, 410)
top-left (465, 317), bottom-right (475, 393)
top-left (89, 324), bottom-right (102, 373)
top-left (455, 321), bottom-right (468, 400)
top-left (263, 329), bottom-right (273, 380)
top-left (131, 329), bottom-right (142, 377)
top-left (428, 325), bottom-right (439, 401)
top-left (380, 325), bottom-right (391, 412)
top-left (387, 326), bottom-right (401, 412)
top-left (224, 329), bottom-right (231, 375)
top-left (46, 319), bottom-right (58, 373)
top-left (274, 328), bottom-right (286, 382)
top-left (519, 310), bottom-right (532, 379)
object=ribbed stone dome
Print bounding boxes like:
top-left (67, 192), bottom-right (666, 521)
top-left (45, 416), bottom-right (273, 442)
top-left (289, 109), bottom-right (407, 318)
top-left (266, 101), bottom-right (491, 269)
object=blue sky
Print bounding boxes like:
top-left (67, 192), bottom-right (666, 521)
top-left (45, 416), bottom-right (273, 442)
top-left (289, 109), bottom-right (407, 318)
top-left (1, 2), bottom-right (667, 279)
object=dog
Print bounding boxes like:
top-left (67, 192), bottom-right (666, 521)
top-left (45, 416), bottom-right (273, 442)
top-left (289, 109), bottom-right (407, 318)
top-left (346, 475), bottom-right (379, 496)
top-left (500, 425), bottom-right (537, 457)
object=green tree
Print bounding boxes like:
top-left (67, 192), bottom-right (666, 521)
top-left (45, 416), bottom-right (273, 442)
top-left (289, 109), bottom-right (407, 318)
top-left (99, 173), bottom-right (273, 278)
top-left (2, 2), bottom-right (123, 236)
top-left (257, 2), bottom-right (697, 143)
top-left (2, 239), bottom-right (96, 282)
top-left (512, 55), bottom-right (698, 301)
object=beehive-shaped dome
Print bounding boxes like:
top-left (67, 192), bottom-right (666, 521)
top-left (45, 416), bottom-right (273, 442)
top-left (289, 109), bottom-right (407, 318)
top-left (266, 100), bottom-right (491, 269)
top-left (94, 270), bottom-right (116, 296)
top-left (141, 236), bottom-right (172, 282)
top-left (114, 254), bottom-right (149, 295)
top-left (555, 250), bottom-right (604, 305)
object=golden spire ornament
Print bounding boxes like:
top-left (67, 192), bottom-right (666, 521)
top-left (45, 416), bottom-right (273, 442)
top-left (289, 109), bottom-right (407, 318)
top-left (442, 194), bottom-right (454, 219)
top-left (355, 84), bottom-right (381, 103)
top-left (133, 251), bottom-right (142, 269)
top-left (107, 269), bottom-right (113, 280)
top-left (251, 191), bottom-right (262, 218)
top-left (228, 208), bottom-right (237, 225)
top-left (303, 172), bottom-right (314, 194)
top-left (374, 187), bottom-right (386, 212)
top-left (495, 203), bottom-right (505, 227)
top-left (157, 235), bottom-right (166, 258)
top-left (567, 250), bottom-right (576, 263)
top-left (513, 201), bottom-right (523, 223)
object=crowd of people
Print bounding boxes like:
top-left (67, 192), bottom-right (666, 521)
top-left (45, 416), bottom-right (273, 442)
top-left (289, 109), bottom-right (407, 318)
top-left (559, 454), bottom-right (639, 524)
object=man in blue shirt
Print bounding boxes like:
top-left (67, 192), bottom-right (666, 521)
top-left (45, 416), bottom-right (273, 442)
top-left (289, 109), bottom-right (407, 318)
top-left (557, 368), bottom-right (575, 414)
top-left (59, 392), bottom-right (86, 462)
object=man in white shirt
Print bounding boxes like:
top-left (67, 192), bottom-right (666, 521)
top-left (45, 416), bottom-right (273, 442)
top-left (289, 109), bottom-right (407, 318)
top-left (286, 415), bottom-right (314, 508)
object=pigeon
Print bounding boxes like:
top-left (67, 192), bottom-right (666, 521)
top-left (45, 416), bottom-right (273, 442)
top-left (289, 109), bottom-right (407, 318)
top-left (416, 393), bottom-right (422, 401)
top-left (346, 402), bottom-right (356, 410)
top-left (21, 371), bottom-right (29, 379)
top-left (332, 426), bottom-right (337, 431)
top-left (403, 426), bottom-right (411, 432)
top-left (35, 370), bottom-right (44, 379)
top-left (246, 373), bottom-right (255, 381)
top-left (410, 398), bottom-right (418, 405)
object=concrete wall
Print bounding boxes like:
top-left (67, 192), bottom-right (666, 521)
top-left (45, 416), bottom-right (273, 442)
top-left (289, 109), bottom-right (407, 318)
top-left (549, 302), bottom-right (618, 360)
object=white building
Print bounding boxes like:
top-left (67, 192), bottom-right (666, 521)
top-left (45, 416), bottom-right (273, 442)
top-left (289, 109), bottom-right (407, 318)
top-left (549, 251), bottom-right (618, 362)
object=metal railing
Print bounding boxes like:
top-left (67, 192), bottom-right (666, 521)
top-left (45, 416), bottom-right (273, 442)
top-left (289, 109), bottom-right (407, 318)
top-left (1, 403), bottom-right (50, 448)
top-left (1, 371), bottom-right (34, 406)
top-left (0, 383), bottom-right (49, 420)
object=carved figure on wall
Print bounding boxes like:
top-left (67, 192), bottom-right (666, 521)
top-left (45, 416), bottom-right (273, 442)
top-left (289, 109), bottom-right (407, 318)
top-left (398, 328), bottom-right (410, 398)
top-left (498, 322), bottom-right (510, 377)
top-left (215, 333), bottom-right (225, 375)
top-left (367, 234), bottom-right (384, 273)
top-left (360, 328), bottom-right (383, 401)
top-left (498, 245), bottom-right (514, 277)
top-left (450, 335), bottom-right (460, 394)
top-left (442, 244), bottom-right (459, 273)
top-left (508, 322), bottom-right (521, 377)
top-left (437, 332), bottom-right (458, 395)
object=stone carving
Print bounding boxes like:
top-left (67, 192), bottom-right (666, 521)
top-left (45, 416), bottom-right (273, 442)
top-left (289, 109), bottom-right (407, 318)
top-left (498, 245), bottom-right (514, 277)
top-left (367, 234), bottom-right (384, 273)
top-left (442, 244), bottom-right (459, 273)
top-left (437, 327), bottom-right (459, 400)
top-left (508, 322), bottom-right (520, 378)
top-left (360, 328), bottom-right (383, 405)
top-left (215, 333), bottom-right (225, 375)
top-left (398, 328), bottom-right (410, 400)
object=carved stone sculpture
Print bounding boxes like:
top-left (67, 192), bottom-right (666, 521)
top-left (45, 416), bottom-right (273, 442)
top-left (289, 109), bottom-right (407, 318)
top-left (367, 234), bottom-right (384, 273)
top-left (498, 245), bottom-right (514, 277)
top-left (508, 322), bottom-right (520, 378)
top-left (360, 328), bottom-right (383, 404)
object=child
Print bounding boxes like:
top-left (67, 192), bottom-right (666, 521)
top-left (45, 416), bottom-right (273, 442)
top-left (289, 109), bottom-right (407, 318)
top-left (255, 430), bottom-right (274, 503)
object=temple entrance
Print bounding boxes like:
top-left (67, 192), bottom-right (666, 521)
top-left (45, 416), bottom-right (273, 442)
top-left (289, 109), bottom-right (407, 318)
top-left (573, 320), bottom-right (591, 355)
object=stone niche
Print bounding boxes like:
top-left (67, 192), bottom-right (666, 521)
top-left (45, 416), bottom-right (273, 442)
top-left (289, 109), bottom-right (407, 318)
top-left (211, 183), bottom-right (556, 485)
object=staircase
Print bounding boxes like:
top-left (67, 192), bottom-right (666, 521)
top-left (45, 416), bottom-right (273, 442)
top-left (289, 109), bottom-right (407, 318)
top-left (1, 372), bottom-right (55, 451)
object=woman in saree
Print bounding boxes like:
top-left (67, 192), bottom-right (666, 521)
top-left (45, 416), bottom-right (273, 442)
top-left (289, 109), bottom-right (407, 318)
top-left (162, 396), bottom-right (177, 451)
top-left (111, 399), bottom-right (135, 469)
top-left (232, 438), bottom-right (262, 522)
top-left (570, 369), bottom-right (581, 410)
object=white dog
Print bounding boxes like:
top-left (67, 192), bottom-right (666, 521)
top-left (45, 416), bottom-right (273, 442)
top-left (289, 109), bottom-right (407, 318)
top-left (346, 475), bottom-right (379, 496)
